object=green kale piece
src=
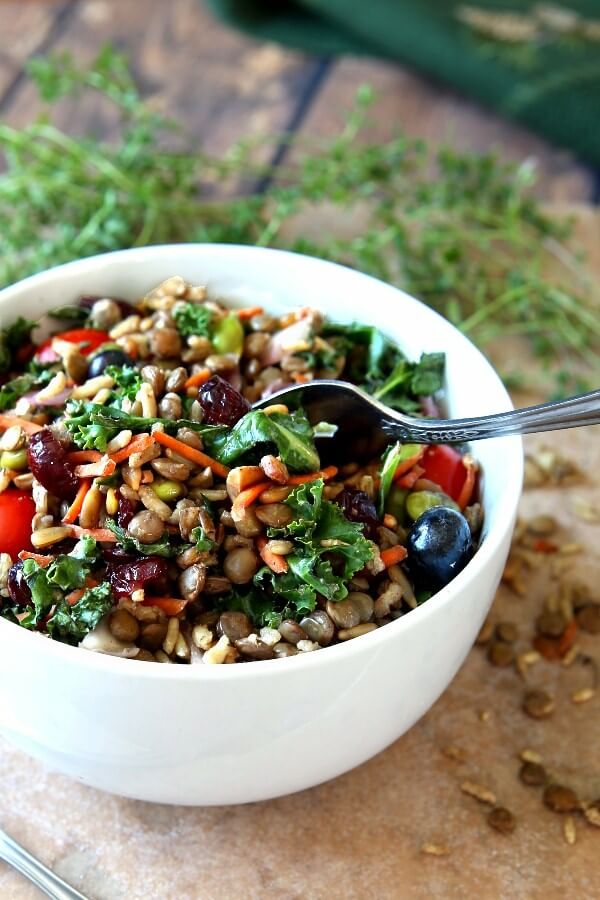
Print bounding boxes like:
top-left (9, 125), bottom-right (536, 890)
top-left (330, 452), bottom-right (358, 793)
top-left (47, 583), bottom-right (113, 645)
top-left (173, 303), bottom-right (213, 338)
top-left (206, 409), bottom-right (320, 472)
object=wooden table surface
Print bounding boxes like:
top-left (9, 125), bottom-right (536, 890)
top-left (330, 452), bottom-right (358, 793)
top-left (0, 2), bottom-right (599, 898)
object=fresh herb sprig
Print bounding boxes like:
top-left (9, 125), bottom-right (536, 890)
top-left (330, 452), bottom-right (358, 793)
top-left (1, 45), bottom-right (598, 393)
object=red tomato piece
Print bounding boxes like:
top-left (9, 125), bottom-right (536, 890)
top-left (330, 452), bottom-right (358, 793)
top-left (420, 445), bottom-right (467, 502)
top-left (0, 489), bottom-right (35, 559)
top-left (35, 328), bottom-right (111, 363)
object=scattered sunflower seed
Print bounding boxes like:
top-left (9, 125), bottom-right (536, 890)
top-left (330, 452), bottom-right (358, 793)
top-left (523, 689), bottom-right (555, 719)
top-left (584, 800), bottom-right (600, 827)
top-left (420, 842), bottom-right (450, 857)
top-left (527, 514), bottom-right (557, 536)
top-left (561, 644), bottom-right (580, 668)
top-left (571, 687), bottom-right (595, 704)
top-left (519, 749), bottom-right (543, 765)
top-left (571, 496), bottom-right (600, 523)
top-left (460, 780), bottom-right (497, 805)
top-left (519, 761), bottom-right (547, 787)
top-left (442, 745), bottom-right (468, 762)
top-left (543, 784), bottom-right (580, 813)
top-left (516, 650), bottom-right (541, 678)
top-left (487, 806), bottom-right (516, 835)
top-left (563, 816), bottom-right (577, 845)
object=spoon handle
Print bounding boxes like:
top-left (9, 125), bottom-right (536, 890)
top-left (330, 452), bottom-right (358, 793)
top-left (0, 828), bottom-right (88, 900)
top-left (392, 388), bottom-right (600, 443)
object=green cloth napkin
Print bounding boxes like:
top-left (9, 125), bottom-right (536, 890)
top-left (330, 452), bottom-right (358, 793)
top-left (205, 0), bottom-right (600, 169)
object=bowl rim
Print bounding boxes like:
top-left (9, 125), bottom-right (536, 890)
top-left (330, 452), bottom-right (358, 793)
top-left (0, 244), bottom-right (523, 680)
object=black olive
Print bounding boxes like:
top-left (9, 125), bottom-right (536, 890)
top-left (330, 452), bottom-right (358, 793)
top-left (406, 506), bottom-right (473, 589)
top-left (87, 348), bottom-right (133, 378)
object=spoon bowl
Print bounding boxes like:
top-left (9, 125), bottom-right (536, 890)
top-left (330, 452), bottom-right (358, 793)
top-left (256, 379), bottom-right (600, 462)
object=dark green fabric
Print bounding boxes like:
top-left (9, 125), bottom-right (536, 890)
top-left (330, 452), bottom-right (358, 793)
top-left (205, 0), bottom-right (600, 169)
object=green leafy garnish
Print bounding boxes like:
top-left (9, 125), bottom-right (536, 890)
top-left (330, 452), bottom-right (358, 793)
top-left (19, 538), bottom-right (103, 634)
top-left (250, 479), bottom-right (373, 625)
top-left (322, 323), bottom-right (445, 412)
top-left (64, 401), bottom-right (226, 452)
top-left (46, 583), bottom-right (113, 645)
top-left (105, 364), bottom-right (143, 407)
top-left (172, 303), bottom-right (213, 339)
top-left (47, 305), bottom-right (89, 324)
top-left (378, 442), bottom-right (423, 516)
top-left (1, 45), bottom-right (597, 394)
top-left (190, 526), bottom-right (216, 553)
top-left (207, 409), bottom-right (320, 472)
top-left (0, 370), bottom-right (53, 411)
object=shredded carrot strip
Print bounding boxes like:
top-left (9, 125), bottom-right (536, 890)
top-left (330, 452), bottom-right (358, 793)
top-left (558, 619), bottom-right (577, 656)
top-left (109, 433), bottom-right (155, 464)
top-left (236, 306), bottom-right (264, 320)
top-left (65, 576), bottom-right (99, 606)
top-left (392, 449), bottom-right (426, 483)
top-left (380, 545), bottom-right (408, 568)
top-left (233, 481), bottom-right (271, 509)
top-left (397, 465), bottom-right (425, 490)
top-left (66, 450), bottom-right (102, 464)
top-left (531, 537), bottom-right (558, 554)
top-left (0, 415), bottom-right (43, 435)
top-left (153, 430), bottom-right (229, 478)
top-left (141, 597), bottom-right (188, 615)
top-left (67, 525), bottom-right (118, 542)
top-left (256, 536), bottom-right (288, 574)
top-left (457, 456), bottom-right (477, 510)
top-left (287, 466), bottom-right (338, 486)
top-left (62, 479), bottom-right (92, 525)
top-left (292, 372), bottom-right (311, 384)
top-left (75, 456), bottom-right (116, 478)
top-left (18, 551), bottom-right (53, 566)
top-left (183, 368), bottom-right (211, 390)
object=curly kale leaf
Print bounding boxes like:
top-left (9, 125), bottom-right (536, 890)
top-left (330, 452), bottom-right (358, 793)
top-left (173, 303), bottom-right (213, 338)
top-left (247, 479), bottom-right (374, 625)
top-left (46, 582), bottom-right (113, 645)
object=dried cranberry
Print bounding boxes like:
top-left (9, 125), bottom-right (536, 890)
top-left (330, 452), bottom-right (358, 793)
top-left (335, 489), bottom-right (379, 539)
top-left (7, 560), bottom-right (31, 607)
top-left (107, 556), bottom-right (169, 599)
top-left (197, 375), bottom-right (250, 427)
top-left (117, 495), bottom-right (137, 529)
top-left (27, 428), bottom-right (79, 500)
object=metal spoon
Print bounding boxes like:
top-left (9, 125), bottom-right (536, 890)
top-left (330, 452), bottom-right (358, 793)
top-left (0, 827), bottom-right (87, 900)
top-left (255, 379), bottom-right (600, 461)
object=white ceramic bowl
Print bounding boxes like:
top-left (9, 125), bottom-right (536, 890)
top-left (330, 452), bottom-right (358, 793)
top-left (0, 246), bottom-right (522, 805)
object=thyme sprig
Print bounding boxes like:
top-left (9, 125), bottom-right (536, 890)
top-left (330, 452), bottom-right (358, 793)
top-left (1, 44), bottom-right (597, 394)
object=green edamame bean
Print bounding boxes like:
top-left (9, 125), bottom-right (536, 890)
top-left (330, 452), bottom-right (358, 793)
top-left (406, 490), bottom-right (459, 521)
top-left (212, 314), bottom-right (244, 355)
top-left (0, 449), bottom-right (27, 470)
top-left (151, 480), bottom-right (185, 502)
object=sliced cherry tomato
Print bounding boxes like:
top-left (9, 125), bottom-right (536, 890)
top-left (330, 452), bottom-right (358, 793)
top-left (0, 489), bottom-right (35, 559)
top-left (35, 328), bottom-right (111, 363)
top-left (420, 445), bottom-right (467, 503)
